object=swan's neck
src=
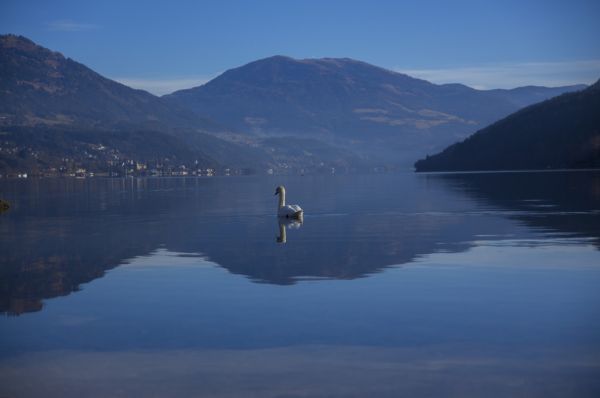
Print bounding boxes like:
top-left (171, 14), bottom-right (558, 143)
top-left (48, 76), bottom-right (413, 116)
top-left (278, 189), bottom-right (286, 208)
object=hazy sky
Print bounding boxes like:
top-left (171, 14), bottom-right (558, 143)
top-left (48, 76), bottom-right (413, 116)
top-left (2, 0), bottom-right (599, 94)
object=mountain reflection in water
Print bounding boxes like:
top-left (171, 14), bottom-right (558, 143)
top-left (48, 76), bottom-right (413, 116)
top-left (0, 171), bottom-right (599, 315)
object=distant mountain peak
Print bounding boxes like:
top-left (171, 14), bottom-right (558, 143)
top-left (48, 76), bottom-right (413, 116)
top-left (254, 55), bottom-right (361, 63)
top-left (1, 33), bottom-right (35, 46)
top-left (239, 54), bottom-right (399, 75)
top-left (1, 34), bottom-right (58, 56)
top-left (267, 54), bottom-right (294, 60)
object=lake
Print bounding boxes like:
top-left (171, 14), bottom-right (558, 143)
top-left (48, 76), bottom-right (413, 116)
top-left (1, 171), bottom-right (599, 397)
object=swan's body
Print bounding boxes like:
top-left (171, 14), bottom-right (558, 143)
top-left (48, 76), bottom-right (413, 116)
top-left (275, 186), bottom-right (303, 219)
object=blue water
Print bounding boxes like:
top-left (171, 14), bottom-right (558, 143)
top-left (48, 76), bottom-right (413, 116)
top-left (1, 171), bottom-right (599, 397)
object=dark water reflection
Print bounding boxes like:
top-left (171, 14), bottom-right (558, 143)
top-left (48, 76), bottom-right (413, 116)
top-left (1, 171), bottom-right (600, 397)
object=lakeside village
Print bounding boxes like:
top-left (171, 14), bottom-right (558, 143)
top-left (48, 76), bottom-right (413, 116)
top-left (0, 142), bottom-right (374, 179)
top-left (0, 153), bottom-right (352, 178)
top-left (1, 161), bottom-right (351, 179)
top-left (0, 142), bottom-right (360, 179)
top-left (0, 142), bottom-right (265, 178)
top-left (1, 159), bottom-right (264, 179)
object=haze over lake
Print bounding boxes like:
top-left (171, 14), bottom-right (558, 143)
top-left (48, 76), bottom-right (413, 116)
top-left (1, 171), bottom-right (599, 397)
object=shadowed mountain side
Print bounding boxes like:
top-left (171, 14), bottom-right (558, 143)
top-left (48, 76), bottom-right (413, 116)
top-left (166, 55), bottom-right (585, 166)
top-left (415, 81), bottom-right (600, 171)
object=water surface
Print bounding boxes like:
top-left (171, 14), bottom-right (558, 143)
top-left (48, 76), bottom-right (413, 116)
top-left (1, 171), bottom-right (599, 397)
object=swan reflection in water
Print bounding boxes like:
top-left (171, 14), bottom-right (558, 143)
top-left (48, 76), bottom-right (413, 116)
top-left (277, 216), bottom-right (303, 244)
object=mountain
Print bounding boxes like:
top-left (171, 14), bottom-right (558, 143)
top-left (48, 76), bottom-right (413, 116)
top-left (414, 80), bottom-right (600, 171)
top-left (1, 36), bottom-right (588, 174)
top-left (0, 34), bottom-right (271, 174)
top-left (166, 55), bottom-right (584, 166)
top-left (0, 34), bottom-right (219, 131)
top-left (0, 36), bottom-right (375, 175)
top-left (486, 84), bottom-right (587, 108)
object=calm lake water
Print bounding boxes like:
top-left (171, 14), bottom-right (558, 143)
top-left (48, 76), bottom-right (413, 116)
top-left (1, 171), bottom-right (599, 397)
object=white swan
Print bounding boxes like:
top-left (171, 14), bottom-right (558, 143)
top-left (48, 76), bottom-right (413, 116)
top-left (275, 185), bottom-right (303, 219)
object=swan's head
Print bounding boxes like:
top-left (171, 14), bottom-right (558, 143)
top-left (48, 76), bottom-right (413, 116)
top-left (274, 185), bottom-right (285, 196)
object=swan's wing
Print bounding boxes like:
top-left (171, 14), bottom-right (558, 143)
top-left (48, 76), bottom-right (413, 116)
top-left (278, 205), bottom-right (303, 217)
top-left (278, 206), bottom-right (296, 216)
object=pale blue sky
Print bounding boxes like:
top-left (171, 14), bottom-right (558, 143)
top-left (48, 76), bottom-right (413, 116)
top-left (2, 0), bottom-right (599, 94)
